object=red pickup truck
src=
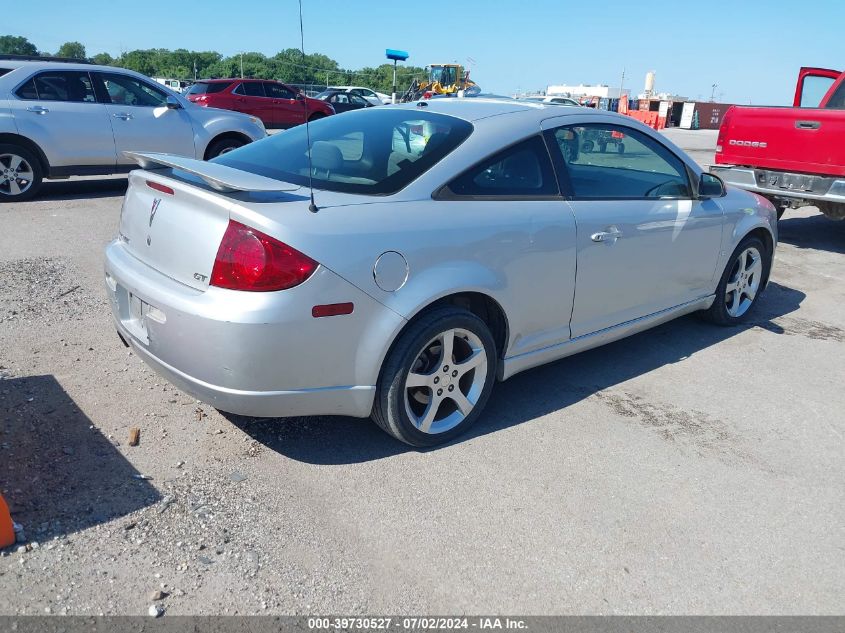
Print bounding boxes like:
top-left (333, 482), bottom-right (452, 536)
top-left (711, 67), bottom-right (845, 220)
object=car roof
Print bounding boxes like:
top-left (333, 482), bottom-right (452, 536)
top-left (392, 98), bottom-right (615, 123)
top-left (0, 59), bottom-right (110, 73)
top-left (201, 78), bottom-right (267, 83)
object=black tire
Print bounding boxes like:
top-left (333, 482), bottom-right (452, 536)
top-left (581, 140), bottom-right (594, 153)
top-left (617, 142), bottom-right (625, 154)
top-left (371, 307), bottom-right (497, 447)
top-left (702, 235), bottom-right (771, 326)
top-left (0, 144), bottom-right (43, 202)
top-left (206, 137), bottom-right (245, 159)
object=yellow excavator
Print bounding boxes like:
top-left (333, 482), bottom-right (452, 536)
top-left (401, 63), bottom-right (481, 101)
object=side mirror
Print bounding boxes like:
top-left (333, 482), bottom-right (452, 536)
top-left (165, 96), bottom-right (182, 110)
top-left (699, 172), bottom-right (725, 198)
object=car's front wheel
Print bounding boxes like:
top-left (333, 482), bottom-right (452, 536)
top-left (702, 235), bottom-right (771, 325)
top-left (372, 307), bottom-right (497, 447)
top-left (206, 137), bottom-right (245, 159)
top-left (0, 145), bottom-right (43, 202)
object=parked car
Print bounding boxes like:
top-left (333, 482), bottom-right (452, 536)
top-left (521, 95), bottom-right (581, 106)
top-left (712, 66), bottom-right (845, 220)
top-left (315, 89), bottom-right (375, 113)
top-left (105, 101), bottom-right (777, 447)
top-left (328, 85), bottom-right (391, 105)
top-left (0, 57), bottom-right (266, 201)
top-left (186, 79), bottom-right (334, 129)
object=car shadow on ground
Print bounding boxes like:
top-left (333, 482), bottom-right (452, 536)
top-left (778, 211), bottom-right (845, 255)
top-left (227, 282), bottom-right (805, 465)
top-left (36, 177), bottom-right (128, 201)
top-left (0, 375), bottom-right (159, 544)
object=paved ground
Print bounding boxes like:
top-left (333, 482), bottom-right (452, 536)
top-left (0, 132), bottom-right (843, 616)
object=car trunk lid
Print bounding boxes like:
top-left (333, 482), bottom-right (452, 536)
top-left (119, 153), bottom-right (300, 291)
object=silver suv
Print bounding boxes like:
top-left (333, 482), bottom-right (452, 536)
top-left (0, 57), bottom-right (267, 201)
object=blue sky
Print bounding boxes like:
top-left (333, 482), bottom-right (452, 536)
top-left (6, 0), bottom-right (844, 104)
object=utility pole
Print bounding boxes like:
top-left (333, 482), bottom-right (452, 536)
top-left (710, 83), bottom-right (717, 102)
top-left (618, 67), bottom-right (625, 101)
top-left (240, 52), bottom-right (244, 79)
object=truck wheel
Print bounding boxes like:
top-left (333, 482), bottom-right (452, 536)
top-left (371, 307), bottom-right (497, 447)
top-left (702, 235), bottom-right (771, 326)
top-left (0, 144), bottom-right (43, 202)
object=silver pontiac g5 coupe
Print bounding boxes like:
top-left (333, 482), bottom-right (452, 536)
top-left (105, 100), bottom-right (777, 446)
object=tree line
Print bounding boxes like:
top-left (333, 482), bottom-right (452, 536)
top-left (0, 35), bottom-right (428, 93)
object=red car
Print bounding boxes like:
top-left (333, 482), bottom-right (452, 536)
top-left (186, 79), bottom-right (334, 129)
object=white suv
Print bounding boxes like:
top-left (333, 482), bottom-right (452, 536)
top-left (0, 58), bottom-right (267, 201)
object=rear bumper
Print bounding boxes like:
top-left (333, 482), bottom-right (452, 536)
top-left (710, 166), bottom-right (845, 205)
top-left (104, 239), bottom-right (404, 418)
top-left (117, 328), bottom-right (375, 417)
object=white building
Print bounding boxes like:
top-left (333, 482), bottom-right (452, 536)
top-left (546, 84), bottom-right (627, 99)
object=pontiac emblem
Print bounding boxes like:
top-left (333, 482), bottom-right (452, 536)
top-left (149, 198), bottom-right (161, 227)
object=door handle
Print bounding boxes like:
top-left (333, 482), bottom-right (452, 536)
top-left (26, 106), bottom-right (49, 114)
top-left (795, 120), bottom-right (821, 130)
top-left (591, 227), bottom-right (623, 242)
top-left (113, 113), bottom-right (133, 120)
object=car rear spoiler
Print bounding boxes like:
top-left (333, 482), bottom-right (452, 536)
top-left (124, 151), bottom-right (299, 193)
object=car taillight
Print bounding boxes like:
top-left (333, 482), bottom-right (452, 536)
top-left (210, 220), bottom-right (318, 291)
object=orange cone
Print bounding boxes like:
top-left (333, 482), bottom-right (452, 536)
top-left (0, 494), bottom-right (15, 549)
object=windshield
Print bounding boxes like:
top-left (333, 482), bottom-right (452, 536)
top-left (186, 82), bottom-right (230, 95)
top-left (430, 66), bottom-right (457, 86)
top-left (214, 108), bottom-right (473, 195)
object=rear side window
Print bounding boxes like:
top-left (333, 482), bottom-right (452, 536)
top-left (444, 136), bottom-right (558, 197)
top-left (234, 82), bottom-right (265, 97)
top-left (549, 123), bottom-right (691, 199)
top-left (214, 108), bottom-right (472, 195)
top-left (186, 82), bottom-right (231, 95)
top-left (16, 71), bottom-right (96, 102)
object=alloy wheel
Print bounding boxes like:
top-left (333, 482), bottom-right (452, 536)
top-left (725, 246), bottom-right (762, 318)
top-left (403, 328), bottom-right (488, 434)
top-left (0, 153), bottom-right (34, 197)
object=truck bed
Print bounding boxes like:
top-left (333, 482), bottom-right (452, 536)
top-left (715, 106), bottom-right (845, 177)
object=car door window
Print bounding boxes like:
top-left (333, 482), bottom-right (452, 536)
top-left (348, 94), bottom-right (369, 107)
top-left (824, 81), bottom-right (845, 109)
top-left (443, 136), bottom-right (558, 197)
top-left (264, 83), bottom-right (295, 99)
top-left (549, 123), bottom-right (691, 199)
top-left (99, 73), bottom-right (168, 107)
top-left (234, 82), bottom-right (265, 97)
top-left (16, 71), bottom-right (96, 102)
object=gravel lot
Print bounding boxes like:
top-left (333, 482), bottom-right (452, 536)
top-left (0, 131), bottom-right (843, 616)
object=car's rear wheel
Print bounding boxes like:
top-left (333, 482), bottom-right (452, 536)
top-left (702, 235), bottom-right (770, 325)
top-left (206, 137), bottom-right (245, 159)
top-left (372, 307), bottom-right (497, 447)
top-left (0, 145), bottom-right (42, 202)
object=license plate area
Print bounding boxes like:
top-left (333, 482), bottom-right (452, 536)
top-left (115, 284), bottom-right (152, 345)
